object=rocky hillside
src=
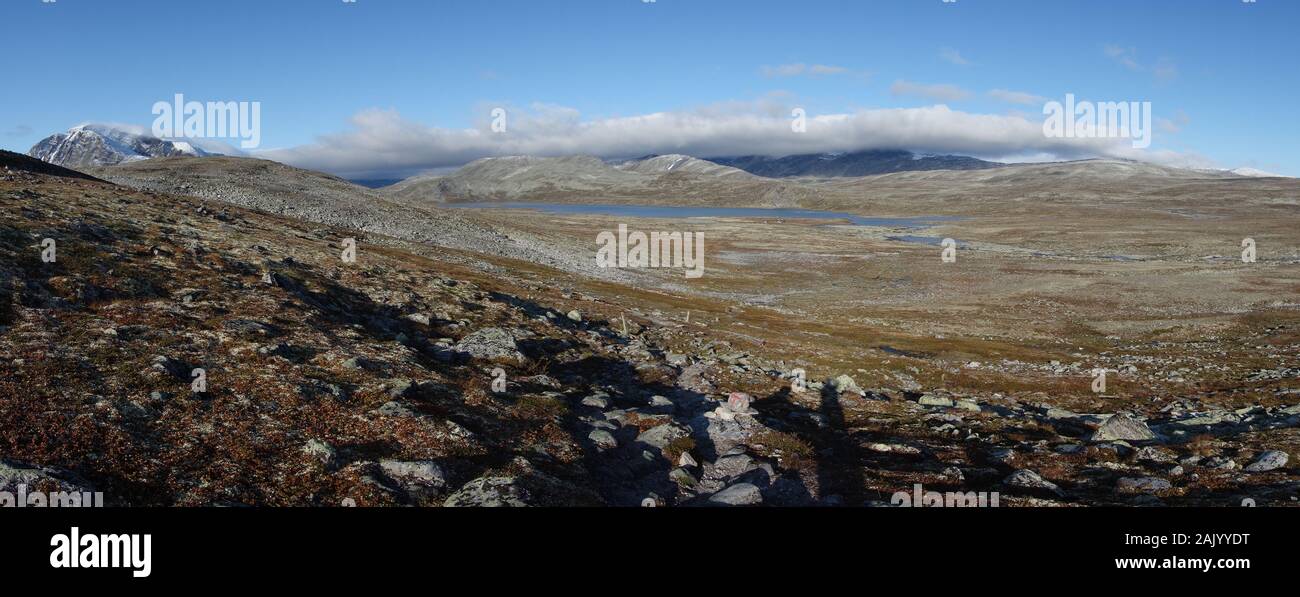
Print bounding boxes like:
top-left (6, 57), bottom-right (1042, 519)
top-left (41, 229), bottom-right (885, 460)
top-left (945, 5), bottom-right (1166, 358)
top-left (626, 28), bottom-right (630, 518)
top-left (2, 167), bottom-right (1298, 507)
top-left (87, 156), bottom-right (612, 279)
top-left (2, 149), bottom-right (102, 182)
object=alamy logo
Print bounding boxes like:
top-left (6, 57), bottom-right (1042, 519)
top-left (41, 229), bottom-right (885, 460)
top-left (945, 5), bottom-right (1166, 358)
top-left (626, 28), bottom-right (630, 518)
top-left (49, 527), bottom-right (151, 578)
top-left (341, 238), bottom-right (358, 263)
top-left (940, 238), bottom-right (957, 263)
top-left (1241, 238), bottom-right (1256, 263)
top-left (190, 368), bottom-right (207, 393)
top-left (1043, 94), bottom-right (1152, 149)
top-left (596, 223), bottom-right (704, 279)
top-left (891, 483), bottom-right (999, 507)
top-left (40, 238), bottom-right (56, 263)
top-left (790, 368), bottom-right (807, 393)
top-left (1, 484), bottom-right (103, 508)
top-left (152, 93), bottom-right (261, 149)
top-left (490, 367), bottom-right (507, 393)
top-left (1091, 368), bottom-right (1108, 394)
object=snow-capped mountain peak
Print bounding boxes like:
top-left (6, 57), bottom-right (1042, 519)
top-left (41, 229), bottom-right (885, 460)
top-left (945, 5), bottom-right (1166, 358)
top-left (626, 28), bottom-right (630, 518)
top-left (29, 124), bottom-right (209, 169)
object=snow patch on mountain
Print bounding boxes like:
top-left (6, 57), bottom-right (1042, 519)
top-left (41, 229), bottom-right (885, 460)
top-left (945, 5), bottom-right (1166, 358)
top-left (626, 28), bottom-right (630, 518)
top-left (1229, 167), bottom-right (1289, 178)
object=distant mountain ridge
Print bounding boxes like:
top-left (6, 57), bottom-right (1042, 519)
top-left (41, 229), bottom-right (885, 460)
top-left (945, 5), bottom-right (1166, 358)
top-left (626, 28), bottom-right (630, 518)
top-left (28, 124), bottom-right (208, 169)
top-left (703, 149), bottom-right (1003, 178)
top-left (380, 153), bottom-right (820, 207)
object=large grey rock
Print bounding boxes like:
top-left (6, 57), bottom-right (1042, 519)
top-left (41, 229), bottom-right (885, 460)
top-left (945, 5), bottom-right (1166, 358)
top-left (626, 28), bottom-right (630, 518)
top-left (588, 429), bottom-right (618, 450)
top-left (1116, 477), bottom-right (1172, 494)
top-left (828, 374), bottom-right (862, 395)
top-left (669, 467), bottom-right (698, 489)
top-left (1004, 469), bottom-right (1062, 495)
top-left (1245, 450), bottom-right (1289, 472)
top-left (454, 327), bottom-right (525, 363)
top-left (708, 482), bottom-right (763, 506)
top-left (1091, 413), bottom-right (1156, 442)
top-left (1202, 456), bottom-right (1238, 470)
top-left (692, 413), bottom-right (761, 456)
top-left (705, 454), bottom-right (757, 481)
top-left (443, 476), bottom-right (531, 507)
top-left (676, 363), bottom-right (716, 394)
top-left (636, 424), bottom-right (689, 451)
top-left (918, 394), bottom-right (954, 408)
top-left (379, 460), bottom-right (447, 498)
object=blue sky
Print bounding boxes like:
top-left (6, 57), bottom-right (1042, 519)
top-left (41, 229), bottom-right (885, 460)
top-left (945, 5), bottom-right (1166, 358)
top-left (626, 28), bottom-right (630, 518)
top-left (3, 0), bottom-right (1297, 178)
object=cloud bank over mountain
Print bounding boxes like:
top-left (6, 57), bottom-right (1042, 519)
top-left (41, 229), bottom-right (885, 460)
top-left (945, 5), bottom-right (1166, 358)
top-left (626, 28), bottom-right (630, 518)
top-left (258, 99), bottom-right (1213, 179)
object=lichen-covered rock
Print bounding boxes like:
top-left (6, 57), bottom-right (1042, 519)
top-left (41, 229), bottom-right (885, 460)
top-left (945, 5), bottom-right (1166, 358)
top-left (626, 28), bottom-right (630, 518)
top-left (1091, 413), bottom-right (1156, 442)
top-left (454, 327), bottom-right (526, 363)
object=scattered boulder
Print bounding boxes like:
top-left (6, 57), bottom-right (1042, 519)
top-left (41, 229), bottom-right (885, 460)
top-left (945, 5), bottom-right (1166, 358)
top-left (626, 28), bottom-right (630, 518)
top-left (918, 394), bottom-right (954, 408)
top-left (636, 423), bottom-right (690, 452)
top-left (1245, 450), bottom-right (1288, 472)
top-left (1091, 413), bottom-right (1156, 442)
top-left (1202, 456), bottom-right (1238, 470)
top-left (676, 363), bottom-right (716, 394)
top-left (828, 374), bottom-right (862, 395)
top-left (372, 401), bottom-right (417, 418)
top-left (669, 468), bottom-right (698, 489)
top-left (706, 453), bottom-right (757, 481)
top-left (708, 482), bottom-right (763, 506)
top-left (1116, 477), bottom-right (1172, 494)
top-left (588, 429), bottom-right (618, 450)
top-left (444, 476), bottom-right (530, 507)
top-left (1004, 469), bottom-right (1062, 495)
top-left (454, 327), bottom-right (526, 363)
top-left (379, 460), bottom-right (446, 499)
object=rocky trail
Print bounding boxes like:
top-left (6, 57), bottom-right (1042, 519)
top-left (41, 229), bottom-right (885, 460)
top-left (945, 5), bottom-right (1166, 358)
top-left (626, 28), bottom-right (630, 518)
top-left (2, 167), bottom-right (1298, 506)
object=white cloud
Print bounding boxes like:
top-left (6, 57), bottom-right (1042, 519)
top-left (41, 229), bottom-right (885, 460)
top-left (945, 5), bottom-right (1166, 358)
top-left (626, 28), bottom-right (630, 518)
top-left (890, 80), bottom-right (972, 102)
top-left (1104, 44), bottom-right (1179, 84)
top-left (761, 63), bottom-right (850, 77)
top-left (1104, 44), bottom-right (1142, 71)
top-left (1153, 58), bottom-right (1179, 84)
top-left (1157, 109), bottom-right (1190, 134)
top-left (939, 47), bottom-right (971, 66)
top-left (809, 64), bottom-right (848, 75)
top-left (254, 98), bottom-right (1210, 179)
top-left (988, 89), bottom-right (1047, 106)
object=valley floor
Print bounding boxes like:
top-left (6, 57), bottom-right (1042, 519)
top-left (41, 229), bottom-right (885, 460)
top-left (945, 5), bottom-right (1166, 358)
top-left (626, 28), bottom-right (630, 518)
top-left (2, 169), bottom-right (1299, 506)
